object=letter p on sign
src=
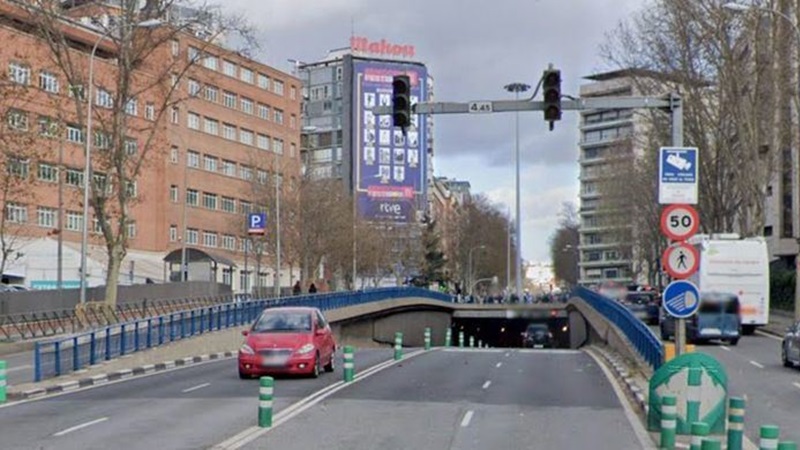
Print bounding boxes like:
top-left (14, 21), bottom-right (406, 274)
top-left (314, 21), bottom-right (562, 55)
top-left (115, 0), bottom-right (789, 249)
top-left (248, 213), bottom-right (267, 235)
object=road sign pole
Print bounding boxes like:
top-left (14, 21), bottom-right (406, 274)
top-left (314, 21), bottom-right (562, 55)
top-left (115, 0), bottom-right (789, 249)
top-left (670, 97), bottom-right (689, 357)
top-left (676, 318), bottom-right (686, 356)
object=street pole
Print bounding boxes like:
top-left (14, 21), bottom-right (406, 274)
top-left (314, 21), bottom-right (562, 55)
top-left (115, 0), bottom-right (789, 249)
top-left (180, 146), bottom-right (188, 282)
top-left (504, 82), bottom-right (531, 301)
top-left (57, 133), bottom-right (64, 291)
top-left (274, 151), bottom-right (282, 297)
top-left (468, 245), bottom-right (485, 297)
top-left (669, 93), bottom-right (687, 357)
top-left (507, 207), bottom-right (511, 295)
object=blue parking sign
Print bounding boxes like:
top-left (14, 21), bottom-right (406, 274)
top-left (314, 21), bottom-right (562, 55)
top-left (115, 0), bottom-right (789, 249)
top-left (658, 147), bottom-right (699, 204)
top-left (248, 213), bottom-right (267, 235)
top-left (662, 280), bottom-right (700, 318)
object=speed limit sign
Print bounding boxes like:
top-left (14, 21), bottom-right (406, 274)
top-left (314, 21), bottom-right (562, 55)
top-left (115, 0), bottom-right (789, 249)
top-left (660, 204), bottom-right (699, 241)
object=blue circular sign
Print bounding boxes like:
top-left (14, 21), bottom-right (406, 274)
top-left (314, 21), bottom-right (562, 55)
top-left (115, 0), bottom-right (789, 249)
top-left (662, 280), bottom-right (700, 318)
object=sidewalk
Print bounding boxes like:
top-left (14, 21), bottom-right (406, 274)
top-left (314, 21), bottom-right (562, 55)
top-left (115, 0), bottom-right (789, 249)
top-left (762, 309), bottom-right (793, 337)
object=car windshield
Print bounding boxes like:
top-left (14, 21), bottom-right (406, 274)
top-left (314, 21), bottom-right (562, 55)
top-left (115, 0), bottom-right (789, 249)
top-left (527, 325), bottom-right (548, 333)
top-left (253, 311), bottom-right (312, 333)
top-left (625, 294), bottom-right (654, 305)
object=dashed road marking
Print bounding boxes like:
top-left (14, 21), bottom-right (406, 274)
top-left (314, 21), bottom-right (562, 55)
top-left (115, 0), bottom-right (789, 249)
top-left (495, 362), bottom-right (502, 368)
top-left (182, 382), bottom-right (211, 393)
top-left (749, 361), bottom-right (764, 369)
top-left (460, 410), bottom-right (474, 427)
top-left (482, 380), bottom-right (491, 389)
top-left (720, 346), bottom-right (730, 352)
top-left (53, 417), bottom-right (109, 437)
top-left (793, 382), bottom-right (800, 390)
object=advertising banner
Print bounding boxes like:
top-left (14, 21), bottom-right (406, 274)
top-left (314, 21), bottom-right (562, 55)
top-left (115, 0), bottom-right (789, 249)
top-left (352, 59), bottom-right (428, 222)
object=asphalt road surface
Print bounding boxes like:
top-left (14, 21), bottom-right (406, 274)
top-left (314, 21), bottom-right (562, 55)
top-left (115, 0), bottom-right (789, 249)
top-left (242, 348), bottom-right (648, 450)
top-left (2, 351), bottom-right (34, 386)
top-left (0, 348), bottom-right (394, 450)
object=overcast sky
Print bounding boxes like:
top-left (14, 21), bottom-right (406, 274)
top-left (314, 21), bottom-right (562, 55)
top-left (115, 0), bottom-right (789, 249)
top-left (222, 0), bottom-right (647, 264)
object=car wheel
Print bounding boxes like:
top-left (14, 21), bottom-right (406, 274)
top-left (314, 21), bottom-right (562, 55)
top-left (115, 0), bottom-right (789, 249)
top-left (783, 345), bottom-right (793, 368)
top-left (728, 338), bottom-right (739, 346)
top-left (238, 369), bottom-right (250, 379)
top-left (311, 352), bottom-right (321, 378)
top-left (324, 349), bottom-right (335, 372)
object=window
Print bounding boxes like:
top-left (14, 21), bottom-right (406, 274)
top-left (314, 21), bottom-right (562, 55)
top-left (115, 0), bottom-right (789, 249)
top-left (7, 157), bottom-right (28, 178)
top-left (125, 181), bottom-right (137, 198)
top-left (93, 173), bottom-right (108, 194)
top-left (239, 200), bottom-right (252, 215)
top-left (169, 225), bottom-right (178, 242)
top-left (127, 221), bottom-right (137, 239)
top-left (7, 110), bottom-right (28, 130)
top-left (38, 163), bottom-right (58, 182)
top-left (223, 60), bottom-right (237, 77)
top-left (221, 160), bottom-right (236, 176)
top-left (187, 150), bottom-right (200, 168)
top-left (221, 196), bottom-right (236, 213)
top-left (68, 84), bottom-right (86, 101)
top-left (65, 168), bottom-right (84, 187)
top-left (203, 55), bottom-right (218, 71)
top-left (145, 103), bottom-right (155, 121)
top-left (239, 165), bottom-right (253, 181)
top-left (38, 116), bottom-right (57, 137)
top-left (290, 85), bottom-right (297, 100)
top-left (258, 104), bottom-right (270, 120)
top-left (39, 71), bottom-right (59, 93)
top-left (273, 138), bottom-right (284, 155)
top-left (124, 138), bottom-right (138, 155)
top-left (239, 129), bottom-right (253, 146)
top-left (203, 231), bottom-right (217, 247)
top-left (222, 234), bottom-right (236, 250)
top-left (94, 132), bottom-right (111, 150)
top-left (767, 185), bottom-right (773, 197)
top-left (170, 185), bottom-right (178, 202)
top-left (203, 117), bottom-right (218, 135)
top-left (240, 97), bottom-right (253, 115)
top-left (203, 192), bottom-right (217, 210)
top-left (124, 99), bottom-right (137, 116)
top-left (187, 79), bottom-right (201, 97)
top-left (96, 89), bottom-right (113, 108)
top-left (273, 80), bottom-right (284, 95)
top-left (187, 112), bottom-right (200, 130)
top-left (222, 123), bottom-right (236, 141)
top-left (223, 91), bottom-right (236, 108)
top-left (204, 85), bottom-right (218, 103)
top-left (171, 107), bottom-right (179, 124)
top-left (764, 226), bottom-right (774, 237)
top-left (258, 73), bottom-right (270, 90)
top-left (66, 125), bottom-right (84, 143)
top-left (257, 134), bottom-right (270, 150)
top-left (290, 143), bottom-right (296, 158)
top-left (290, 115), bottom-right (296, 129)
top-left (37, 206), bottom-right (57, 228)
top-left (186, 228), bottom-right (198, 244)
top-left (186, 188), bottom-right (198, 206)
top-left (257, 170), bottom-right (268, 185)
top-left (9, 63), bottom-right (30, 85)
top-left (274, 109), bottom-right (284, 124)
top-left (240, 67), bottom-right (254, 84)
top-left (203, 155), bottom-right (218, 172)
top-left (188, 46), bottom-right (199, 62)
top-left (65, 211), bottom-right (83, 231)
top-left (171, 40), bottom-right (179, 57)
top-left (5, 203), bottom-right (27, 223)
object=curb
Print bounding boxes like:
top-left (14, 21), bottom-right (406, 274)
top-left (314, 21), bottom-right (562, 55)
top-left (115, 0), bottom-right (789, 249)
top-left (7, 351), bottom-right (236, 401)
top-left (593, 345), bottom-right (648, 414)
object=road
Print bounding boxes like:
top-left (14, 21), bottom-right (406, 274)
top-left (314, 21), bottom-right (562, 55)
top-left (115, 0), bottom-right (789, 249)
top-left (239, 348), bottom-right (649, 450)
top-left (0, 348), bottom-right (393, 450)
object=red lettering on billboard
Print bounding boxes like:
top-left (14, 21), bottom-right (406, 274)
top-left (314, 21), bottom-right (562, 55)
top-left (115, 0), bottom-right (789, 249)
top-left (350, 36), bottom-right (416, 59)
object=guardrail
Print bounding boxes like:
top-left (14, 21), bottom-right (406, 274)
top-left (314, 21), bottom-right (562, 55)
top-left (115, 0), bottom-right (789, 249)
top-left (574, 286), bottom-right (663, 370)
top-left (33, 287), bottom-right (453, 381)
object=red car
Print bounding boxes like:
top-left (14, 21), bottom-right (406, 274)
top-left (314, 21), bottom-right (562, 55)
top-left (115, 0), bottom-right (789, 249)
top-left (238, 307), bottom-right (336, 379)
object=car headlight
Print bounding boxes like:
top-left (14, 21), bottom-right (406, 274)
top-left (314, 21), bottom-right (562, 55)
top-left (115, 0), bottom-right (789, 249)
top-left (296, 343), bottom-right (315, 355)
top-left (240, 344), bottom-right (255, 355)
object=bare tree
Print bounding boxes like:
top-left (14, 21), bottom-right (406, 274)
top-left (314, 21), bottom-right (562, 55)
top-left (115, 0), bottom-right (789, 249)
top-left (548, 202), bottom-right (579, 286)
top-left (22, 0), bottom-right (254, 305)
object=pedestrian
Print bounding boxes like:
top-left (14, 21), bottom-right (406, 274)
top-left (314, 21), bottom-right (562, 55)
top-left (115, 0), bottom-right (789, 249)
top-left (292, 280), bottom-right (302, 295)
top-left (308, 282), bottom-right (317, 294)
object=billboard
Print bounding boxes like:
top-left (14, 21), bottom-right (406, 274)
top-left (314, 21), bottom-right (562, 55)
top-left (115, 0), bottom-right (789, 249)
top-left (352, 59), bottom-right (428, 222)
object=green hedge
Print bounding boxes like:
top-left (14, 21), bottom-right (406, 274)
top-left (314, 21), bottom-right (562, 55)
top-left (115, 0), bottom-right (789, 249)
top-left (771, 269), bottom-right (794, 312)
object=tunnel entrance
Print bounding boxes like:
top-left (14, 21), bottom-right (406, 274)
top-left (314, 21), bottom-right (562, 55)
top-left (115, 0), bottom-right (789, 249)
top-left (450, 316), bottom-right (572, 349)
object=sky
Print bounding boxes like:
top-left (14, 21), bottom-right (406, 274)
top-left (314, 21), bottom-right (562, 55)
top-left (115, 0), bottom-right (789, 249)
top-left (221, 0), bottom-right (647, 264)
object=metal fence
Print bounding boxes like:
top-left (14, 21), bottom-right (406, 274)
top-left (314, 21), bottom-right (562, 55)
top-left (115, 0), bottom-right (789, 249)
top-left (574, 286), bottom-right (663, 370)
top-left (33, 287), bottom-right (453, 381)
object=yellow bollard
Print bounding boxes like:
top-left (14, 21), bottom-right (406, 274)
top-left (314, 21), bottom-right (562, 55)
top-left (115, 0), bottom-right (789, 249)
top-left (663, 342), bottom-right (696, 363)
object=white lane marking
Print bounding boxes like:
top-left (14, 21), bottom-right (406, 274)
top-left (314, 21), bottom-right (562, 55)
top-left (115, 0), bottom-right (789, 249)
top-left (749, 360), bottom-right (765, 369)
top-left (756, 330), bottom-right (783, 342)
top-left (181, 382), bottom-right (211, 393)
top-left (720, 346), bottom-right (731, 352)
top-left (504, 352), bottom-right (510, 357)
top-left (53, 417), bottom-right (109, 437)
top-left (495, 362), bottom-right (502, 368)
top-left (6, 364), bottom-right (32, 373)
top-left (482, 380), bottom-right (491, 389)
top-left (460, 410), bottom-right (474, 427)
top-left (793, 382), bottom-right (800, 390)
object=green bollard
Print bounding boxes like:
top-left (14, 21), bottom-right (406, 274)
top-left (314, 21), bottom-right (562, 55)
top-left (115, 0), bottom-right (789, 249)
top-left (458, 331), bottom-right (464, 348)
top-left (424, 327), bottom-right (431, 351)
top-left (445, 329), bottom-right (452, 347)
top-left (761, 426), bottom-right (780, 450)
top-left (690, 422), bottom-right (710, 450)
top-left (0, 360), bottom-right (6, 403)
top-left (258, 376), bottom-right (274, 428)
top-left (660, 395), bottom-right (677, 450)
top-left (394, 332), bottom-right (403, 360)
top-left (727, 397), bottom-right (746, 450)
top-left (777, 442), bottom-right (798, 450)
top-left (700, 438), bottom-right (722, 450)
top-left (469, 336), bottom-right (474, 348)
top-left (687, 367), bottom-right (702, 427)
top-left (343, 345), bottom-right (354, 382)
top-left (478, 339), bottom-right (483, 348)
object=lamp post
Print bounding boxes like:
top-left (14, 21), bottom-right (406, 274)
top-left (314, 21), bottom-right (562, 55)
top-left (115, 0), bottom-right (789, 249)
top-left (723, 2), bottom-right (800, 321)
top-left (468, 244), bottom-right (486, 296)
top-left (504, 82), bottom-right (530, 301)
top-left (79, 19), bottom-right (162, 305)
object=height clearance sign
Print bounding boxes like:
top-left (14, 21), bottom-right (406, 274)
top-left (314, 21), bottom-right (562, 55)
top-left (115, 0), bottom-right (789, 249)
top-left (659, 147), bottom-right (698, 205)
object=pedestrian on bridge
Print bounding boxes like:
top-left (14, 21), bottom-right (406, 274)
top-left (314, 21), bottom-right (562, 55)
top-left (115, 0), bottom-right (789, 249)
top-left (308, 283), bottom-right (317, 294)
top-left (293, 281), bottom-right (302, 295)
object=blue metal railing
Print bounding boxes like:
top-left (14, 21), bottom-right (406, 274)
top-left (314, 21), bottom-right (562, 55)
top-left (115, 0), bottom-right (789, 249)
top-left (33, 287), bottom-right (453, 381)
top-left (574, 286), bottom-right (663, 370)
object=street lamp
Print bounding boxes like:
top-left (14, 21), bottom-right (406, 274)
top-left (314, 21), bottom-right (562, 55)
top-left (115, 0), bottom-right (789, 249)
top-left (504, 82), bottom-right (530, 301)
top-left (79, 19), bottom-right (162, 305)
top-left (723, 2), bottom-right (800, 321)
top-left (468, 244), bottom-right (486, 296)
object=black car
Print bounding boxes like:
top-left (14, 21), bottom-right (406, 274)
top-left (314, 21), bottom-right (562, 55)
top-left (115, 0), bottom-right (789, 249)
top-left (622, 291), bottom-right (660, 325)
top-left (522, 323), bottom-right (553, 348)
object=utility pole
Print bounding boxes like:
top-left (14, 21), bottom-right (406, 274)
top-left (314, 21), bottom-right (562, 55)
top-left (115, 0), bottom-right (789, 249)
top-left (504, 82), bottom-right (530, 301)
top-left (274, 150), bottom-right (282, 297)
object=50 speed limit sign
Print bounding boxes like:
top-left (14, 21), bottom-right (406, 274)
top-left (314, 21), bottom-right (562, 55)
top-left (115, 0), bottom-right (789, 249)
top-left (660, 204), bottom-right (699, 241)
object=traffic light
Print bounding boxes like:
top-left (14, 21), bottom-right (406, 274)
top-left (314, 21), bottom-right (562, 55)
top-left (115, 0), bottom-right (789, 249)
top-left (392, 74), bottom-right (411, 129)
top-left (542, 69), bottom-right (561, 129)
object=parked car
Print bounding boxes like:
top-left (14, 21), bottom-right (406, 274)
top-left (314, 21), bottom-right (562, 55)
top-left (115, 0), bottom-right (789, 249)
top-left (660, 292), bottom-right (741, 345)
top-left (522, 323), bottom-right (553, 349)
top-left (238, 307), bottom-right (336, 379)
top-left (782, 320), bottom-right (800, 368)
top-left (622, 291), bottom-right (660, 325)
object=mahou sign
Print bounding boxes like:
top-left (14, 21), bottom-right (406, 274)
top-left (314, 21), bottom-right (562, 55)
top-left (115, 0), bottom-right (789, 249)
top-left (350, 36), bottom-right (416, 59)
